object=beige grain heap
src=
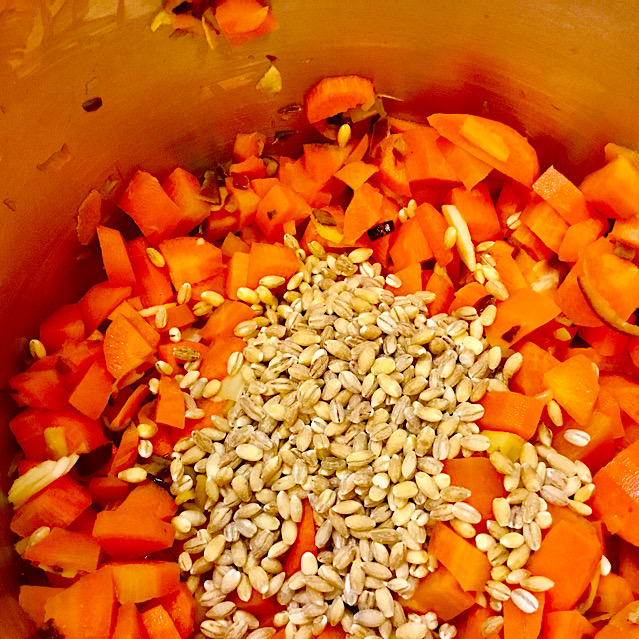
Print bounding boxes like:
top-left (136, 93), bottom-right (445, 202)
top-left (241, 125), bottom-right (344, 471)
top-left (167, 237), bottom-right (596, 639)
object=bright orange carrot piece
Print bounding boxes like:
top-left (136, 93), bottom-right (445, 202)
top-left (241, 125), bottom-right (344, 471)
top-left (19, 585), bottom-right (65, 626)
top-left (484, 287), bottom-right (561, 349)
top-left (111, 561), bottom-right (181, 604)
top-left (428, 522), bottom-right (492, 592)
top-left (97, 225), bottom-right (136, 287)
top-left (162, 167), bottom-right (211, 237)
top-left (542, 610), bottom-right (596, 639)
top-left (109, 424), bottom-right (139, 475)
top-left (199, 336), bottom-right (247, 380)
top-left (543, 353), bottom-right (600, 426)
top-left (389, 216), bottom-right (434, 270)
top-left (342, 183), bottom-right (384, 244)
top-left (526, 518), bottom-right (601, 611)
top-left (10, 474), bottom-right (92, 537)
top-left (140, 603), bottom-right (183, 639)
top-left (104, 313), bottom-right (156, 382)
top-left (436, 136), bottom-right (493, 189)
top-left (44, 566), bottom-right (116, 639)
top-left (39, 303), bottom-right (86, 353)
top-left (593, 440), bottom-right (639, 546)
top-left (414, 203), bottom-right (454, 267)
top-left (334, 160), bottom-right (379, 190)
top-left (590, 573), bottom-right (635, 617)
top-left (128, 236), bottom-right (174, 307)
top-left (401, 564), bottom-right (475, 621)
top-left (9, 368), bottom-right (69, 411)
top-left (214, 0), bottom-right (278, 47)
top-left (305, 75), bottom-right (375, 124)
top-left (428, 113), bottom-right (540, 187)
top-left (444, 457), bottom-right (506, 521)
top-left (227, 251), bottom-right (250, 299)
top-left (519, 198), bottom-right (569, 253)
top-left (118, 482), bottom-right (177, 520)
top-left (68, 357), bottom-right (114, 420)
top-left (155, 376), bottom-right (186, 430)
top-left (448, 183), bottom-right (501, 243)
top-left (112, 602), bottom-right (149, 639)
top-left (425, 270), bottom-right (455, 316)
top-left (246, 242), bottom-right (300, 288)
top-left (78, 282), bottom-right (133, 335)
top-left (503, 592), bottom-right (544, 639)
top-left (580, 154), bottom-right (639, 219)
top-left (154, 582), bottom-right (196, 639)
top-left (593, 600), bottom-right (639, 638)
top-left (159, 236), bottom-right (223, 290)
top-left (391, 263), bottom-right (424, 296)
top-left (24, 527), bottom-right (102, 574)
top-left (532, 164), bottom-right (591, 224)
top-left (93, 510), bottom-right (175, 561)
top-left (478, 390), bottom-right (544, 441)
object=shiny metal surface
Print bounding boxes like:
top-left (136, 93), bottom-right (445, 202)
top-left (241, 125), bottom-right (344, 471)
top-left (1, 0), bottom-right (638, 635)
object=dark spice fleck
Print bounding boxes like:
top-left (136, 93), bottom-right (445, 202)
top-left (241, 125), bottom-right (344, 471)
top-left (475, 294), bottom-right (496, 313)
top-left (171, 1), bottom-right (192, 14)
top-left (82, 97), bottom-right (103, 112)
top-left (75, 443), bottom-right (114, 476)
top-left (273, 130), bottom-right (295, 143)
top-left (367, 220), bottom-right (395, 241)
top-left (501, 325), bottom-right (521, 343)
top-left (34, 620), bottom-right (63, 639)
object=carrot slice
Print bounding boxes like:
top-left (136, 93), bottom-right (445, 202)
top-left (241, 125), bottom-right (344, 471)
top-left (155, 376), bottom-right (186, 430)
top-left (111, 561), bottom-right (181, 604)
top-left (200, 300), bottom-right (254, 342)
top-left (19, 585), bottom-right (65, 626)
top-left (543, 353), bottom-right (600, 426)
top-left (478, 390), bottom-right (544, 441)
top-left (428, 113), bottom-right (540, 187)
top-left (526, 518), bottom-right (601, 611)
top-left (112, 602), bottom-right (149, 639)
top-left (118, 170), bottom-right (183, 245)
top-left (44, 566), bottom-right (116, 639)
top-left (428, 522), bottom-right (491, 592)
top-left (24, 527), bottom-right (102, 574)
top-left (305, 75), bottom-right (375, 124)
top-left (503, 592), bottom-right (544, 639)
top-left (97, 225), bottom-right (136, 287)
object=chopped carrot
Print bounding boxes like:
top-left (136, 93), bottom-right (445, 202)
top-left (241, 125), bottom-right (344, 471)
top-left (153, 582), bottom-right (195, 639)
top-left (112, 602), bottom-right (149, 639)
top-left (127, 236), bottom-right (174, 307)
top-left (532, 164), bottom-right (591, 224)
top-left (543, 353), bottom-right (600, 425)
top-left (334, 160), bottom-right (378, 190)
top-left (19, 585), bottom-right (65, 626)
top-left (97, 225), bottom-right (136, 287)
top-left (428, 522), bottom-right (492, 592)
top-left (162, 167), bottom-right (211, 237)
top-left (78, 282), bottom-right (133, 335)
top-left (503, 592), bottom-right (544, 639)
top-left (593, 440), bottom-right (639, 546)
top-left (10, 474), bottom-right (92, 537)
top-left (542, 610), bottom-right (596, 639)
top-left (214, 0), bottom-right (278, 47)
top-left (111, 561), bottom-right (181, 604)
top-left (425, 270), bottom-right (455, 315)
top-left (226, 251), bottom-right (250, 299)
top-left (140, 603), bottom-right (183, 639)
top-left (199, 336), bottom-right (247, 380)
top-left (93, 509), bottom-right (175, 561)
top-left (580, 154), bottom-right (639, 219)
top-left (428, 113), bottom-right (540, 187)
top-left (159, 236), bottom-right (224, 289)
top-left (414, 203), bottom-right (454, 267)
top-left (401, 564), bottom-right (475, 621)
top-left (478, 390), bottom-right (544, 440)
top-left (155, 376), bottom-right (186, 430)
top-left (109, 424), bottom-right (140, 475)
top-left (305, 75), bottom-right (375, 124)
top-left (389, 217), bottom-right (434, 271)
top-left (342, 183), bottom-right (384, 244)
top-left (103, 314), bottom-right (156, 382)
top-left (448, 183), bottom-right (501, 242)
top-left (444, 457), bottom-right (506, 520)
top-left (24, 527), bottom-right (102, 574)
top-left (68, 357), bottom-right (114, 420)
top-left (526, 518), bottom-right (602, 611)
top-left (391, 263), bottom-right (424, 296)
top-left (44, 566), bottom-right (116, 639)
top-left (519, 198), bottom-right (569, 253)
top-left (246, 242), bottom-right (300, 288)
top-left (233, 132), bottom-right (266, 162)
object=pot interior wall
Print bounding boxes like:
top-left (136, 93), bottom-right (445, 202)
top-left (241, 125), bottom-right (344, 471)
top-left (1, 0), bottom-right (639, 635)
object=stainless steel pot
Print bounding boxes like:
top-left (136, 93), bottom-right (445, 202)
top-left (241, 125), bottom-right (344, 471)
top-left (1, 1), bottom-right (638, 635)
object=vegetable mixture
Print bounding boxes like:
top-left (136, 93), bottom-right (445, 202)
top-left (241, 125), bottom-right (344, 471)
top-left (8, 72), bottom-right (639, 639)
